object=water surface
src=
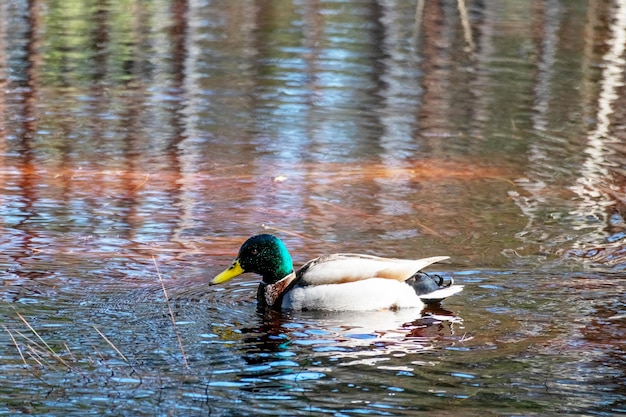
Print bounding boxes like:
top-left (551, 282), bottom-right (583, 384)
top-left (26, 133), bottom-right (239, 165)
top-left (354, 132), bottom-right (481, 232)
top-left (0, 0), bottom-right (625, 416)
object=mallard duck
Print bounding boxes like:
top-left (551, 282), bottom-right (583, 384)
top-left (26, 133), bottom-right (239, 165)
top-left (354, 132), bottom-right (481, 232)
top-left (211, 234), bottom-right (463, 311)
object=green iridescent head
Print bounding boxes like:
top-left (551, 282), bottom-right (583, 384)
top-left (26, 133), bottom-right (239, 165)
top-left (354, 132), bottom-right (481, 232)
top-left (211, 234), bottom-right (294, 285)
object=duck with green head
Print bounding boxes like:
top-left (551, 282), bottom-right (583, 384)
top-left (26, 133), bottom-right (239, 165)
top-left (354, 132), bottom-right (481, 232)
top-left (211, 234), bottom-right (463, 311)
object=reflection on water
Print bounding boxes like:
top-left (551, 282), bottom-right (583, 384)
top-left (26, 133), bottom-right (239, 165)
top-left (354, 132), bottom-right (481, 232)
top-left (1, 0), bottom-right (625, 415)
top-left (2, 270), bottom-right (623, 416)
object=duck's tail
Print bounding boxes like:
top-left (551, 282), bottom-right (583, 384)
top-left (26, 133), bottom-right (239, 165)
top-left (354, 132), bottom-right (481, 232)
top-left (408, 272), bottom-right (464, 304)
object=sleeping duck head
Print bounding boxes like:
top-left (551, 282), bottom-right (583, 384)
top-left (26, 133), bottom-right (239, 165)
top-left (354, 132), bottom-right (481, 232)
top-left (211, 234), bottom-right (294, 285)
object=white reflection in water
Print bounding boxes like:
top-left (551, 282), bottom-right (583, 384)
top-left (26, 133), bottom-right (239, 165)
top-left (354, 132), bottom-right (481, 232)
top-left (286, 308), bottom-right (464, 365)
top-left (570, 0), bottom-right (626, 230)
top-left (511, 0), bottom-right (626, 259)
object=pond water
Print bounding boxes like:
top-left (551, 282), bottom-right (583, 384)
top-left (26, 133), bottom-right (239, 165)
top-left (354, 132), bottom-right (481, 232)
top-left (1, 0), bottom-right (625, 415)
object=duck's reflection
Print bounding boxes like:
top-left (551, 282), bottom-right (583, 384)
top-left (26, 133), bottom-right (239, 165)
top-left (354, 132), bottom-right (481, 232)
top-left (238, 304), bottom-right (464, 368)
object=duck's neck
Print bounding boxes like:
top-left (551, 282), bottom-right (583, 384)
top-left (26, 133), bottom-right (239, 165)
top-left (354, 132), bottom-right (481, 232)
top-left (262, 244), bottom-right (294, 284)
top-left (257, 271), bottom-right (297, 309)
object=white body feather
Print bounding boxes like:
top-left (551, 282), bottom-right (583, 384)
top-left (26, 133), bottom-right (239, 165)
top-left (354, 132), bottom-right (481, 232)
top-left (282, 278), bottom-right (424, 311)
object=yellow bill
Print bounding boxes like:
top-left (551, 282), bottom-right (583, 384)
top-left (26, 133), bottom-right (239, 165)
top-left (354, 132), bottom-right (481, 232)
top-left (211, 259), bottom-right (245, 285)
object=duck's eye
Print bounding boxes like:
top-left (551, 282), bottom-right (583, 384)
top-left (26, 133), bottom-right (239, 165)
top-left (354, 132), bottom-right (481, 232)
top-left (250, 248), bottom-right (258, 255)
